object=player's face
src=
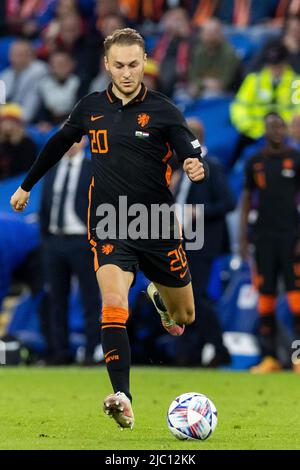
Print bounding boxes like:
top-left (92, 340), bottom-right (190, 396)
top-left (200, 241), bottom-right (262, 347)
top-left (105, 44), bottom-right (146, 97)
top-left (265, 116), bottom-right (286, 145)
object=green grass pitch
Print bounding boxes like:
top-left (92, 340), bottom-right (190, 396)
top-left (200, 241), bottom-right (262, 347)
top-left (0, 366), bottom-right (299, 450)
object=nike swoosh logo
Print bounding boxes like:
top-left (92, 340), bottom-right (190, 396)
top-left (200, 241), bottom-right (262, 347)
top-left (179, 268), bottom-right (188, 279)
top-left (91, 115), bottom-right (104, 121)
top-left (104, 349), bottom-right (117, 358)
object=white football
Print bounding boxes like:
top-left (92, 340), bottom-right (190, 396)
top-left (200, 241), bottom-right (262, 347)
top-left (167, 392), bottom-right (218, 440)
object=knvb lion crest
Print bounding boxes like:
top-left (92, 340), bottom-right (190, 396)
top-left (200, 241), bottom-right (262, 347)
top-left (137, 113), bottom-right (150, 128)
top-left (101, 244), bottom-right (114, 255)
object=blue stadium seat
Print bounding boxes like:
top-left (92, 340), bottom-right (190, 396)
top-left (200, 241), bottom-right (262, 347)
top-left (27, 125), bottom-right (58, 152)
top-left (225, 28), bottom-right (279, 64)
top-left (144, 35), bottom-right (160, 55)
top-left (226, 31), bottom-right (256, 62)
top-left (7, 285), bottom-right (88, 354)
top-left (0, 213), bottom-right (40, 308)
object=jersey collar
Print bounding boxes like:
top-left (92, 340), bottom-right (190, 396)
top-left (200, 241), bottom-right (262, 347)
top-left (106, 82), bottom-right (148, 105)
top-left (261, 144), bottom-right (292, 157)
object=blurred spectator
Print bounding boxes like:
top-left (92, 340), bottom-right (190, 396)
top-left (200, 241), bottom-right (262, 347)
top-left (273, 0), bottom-right (300, 25)
top-left (36, 0), bottom-right (96, 32)
top-left (119, 0), bottom-right (153, 24)
top-left (230, 42), bottom-right (300, 163)
top-left (287, 0), bottom-right (300, 16)
top-left (98, 13), bottom-right (126, 38)
top-left (37, 50), bottom-right (80, 125)
top-left (96, 0), bottom-right (119, 18)
top-left (0, 40), bottom-right (48, 123)
top-left (0, 104), bottom-right (37, 180)
top-left (175, 118), bottom-right (235, 367)
top-left (53, 13), bottom-right (99, 93)
top-left (40, 137), bottom-right (100, 365)
top-left (88, 58), bottom-right (110, 94)
top-left (221, 0), bottom-right (278, 26)
top-left (192, 0), bottom-right (220, 27)
top-left (288, 114), bottom-right (300, 150)
top-left (39, 0), bottom-right (80, 44)
top-left (4, 0), bottom-right (54, 38)
top-left (143, 58), bottom-right (159, 90)
top-left (283, 15), bottom-right (300, 72)
top-left (153, 7), bottom-right (191, 97)
top-left (249, 17), bottom-right (300, 74)
top-left (95, 0), bottom-right (120, 31)
top-left (54, 0), bottom-right (80, 18)
top-left (188, 18), bottom-right (241, 98)
top-left (193, 0), bottom-right (279, 27)
top-left (38, 13), bottom-right (99, 94)
top-left (118, 0), bottom-right (193, 25)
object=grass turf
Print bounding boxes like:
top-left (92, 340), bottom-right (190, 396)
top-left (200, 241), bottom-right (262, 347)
top-left (0, 366), bottom-right (299, 450)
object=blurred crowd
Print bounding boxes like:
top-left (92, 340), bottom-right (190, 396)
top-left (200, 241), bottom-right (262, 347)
top-left (0, 1), bottom-right (300, 124)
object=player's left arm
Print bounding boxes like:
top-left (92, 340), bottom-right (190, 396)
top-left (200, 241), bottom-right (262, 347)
top-left (167, 104), bottom-right (209, 183)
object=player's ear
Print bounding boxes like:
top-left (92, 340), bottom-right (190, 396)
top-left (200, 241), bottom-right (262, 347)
top-left (144, 53), bottom-right (147, 64)
top-left (104, 55), bottom-right (109, 72)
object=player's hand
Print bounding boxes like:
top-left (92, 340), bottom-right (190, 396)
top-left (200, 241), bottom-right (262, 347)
top-left (183, 158), bottom-right (205, 182)
top-left (10, 186), bottom-right (30, 212)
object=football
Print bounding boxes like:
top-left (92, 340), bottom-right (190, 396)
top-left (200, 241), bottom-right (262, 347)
top-left (167, 392), bottom-right (218, 441)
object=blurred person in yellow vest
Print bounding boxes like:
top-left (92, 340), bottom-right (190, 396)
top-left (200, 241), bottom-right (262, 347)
top-left (230, 42), bottom-right (300, 164)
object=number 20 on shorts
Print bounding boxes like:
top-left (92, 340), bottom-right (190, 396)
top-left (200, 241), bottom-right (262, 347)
top-left (168, 245), bottom-right (187, 271)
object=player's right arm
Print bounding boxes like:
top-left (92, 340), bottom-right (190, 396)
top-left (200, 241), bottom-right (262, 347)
top-left (10, 99), bottom-right (85, 212)
top-left (239, 158), bottom-right (255, 260)
top-left (239, 189), bottom-right (251, 260)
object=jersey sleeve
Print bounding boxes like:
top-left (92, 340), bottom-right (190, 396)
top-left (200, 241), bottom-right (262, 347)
top-left (21, 126), bottom-right (79, 191)
top-left (244, 158), bottom-right (256, 190)
top-left (63, 97), bottom-right (85, 142)
top-left (166, 105), bottom-right (202, 162)
top-left (294, 152), bottom-right (300, 184)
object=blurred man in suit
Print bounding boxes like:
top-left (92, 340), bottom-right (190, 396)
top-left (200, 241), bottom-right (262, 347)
top-left (175, 118), bottom-right (235, 366)
top-left (40, 137), bottom-right (100, 365)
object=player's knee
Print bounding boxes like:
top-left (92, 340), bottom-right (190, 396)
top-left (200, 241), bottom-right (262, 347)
top-left (102, 292), bottom-right (128, 310)
top-left (173, 306), bottom-right (195, 326)
top-left (184, 307), bottom-right (195, 325)
top-left (185, 311), bottom-right (195, 325)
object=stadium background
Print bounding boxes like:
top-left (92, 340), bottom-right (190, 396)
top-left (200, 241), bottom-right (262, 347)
top-left (0, 0), bottom-right (299, 370)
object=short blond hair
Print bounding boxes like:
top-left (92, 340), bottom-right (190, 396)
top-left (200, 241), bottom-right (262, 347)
top-left (104, 28), bottom-right (145, 55)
